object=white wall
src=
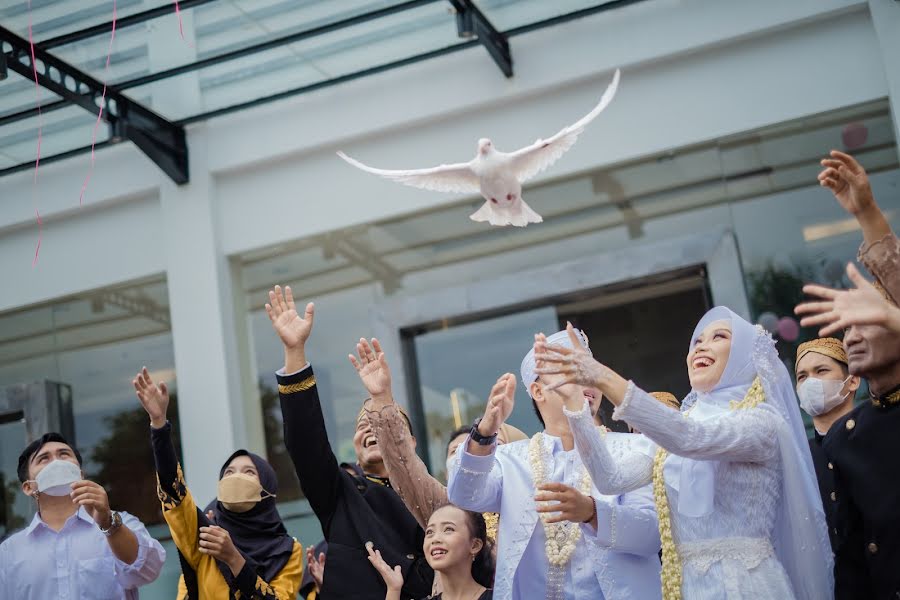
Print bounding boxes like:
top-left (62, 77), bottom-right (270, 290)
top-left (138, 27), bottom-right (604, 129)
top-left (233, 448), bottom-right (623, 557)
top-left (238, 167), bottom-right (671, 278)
top-left (1, 0), bottom-right (895, 503)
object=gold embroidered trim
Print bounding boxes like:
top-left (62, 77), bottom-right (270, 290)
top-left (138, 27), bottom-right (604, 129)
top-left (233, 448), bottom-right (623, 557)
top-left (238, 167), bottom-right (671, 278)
top-left (653, 447), bottom-right (681, 600)
top-left (729, 377), bottom-right (764, 411)
top-left (157, 463), bottom-right (188, 511)
top-left (872, 388), bottom-right (900, 408)
top-left (278, 375), bottom-right (316, 395)
top-left (484, 512), bottom-right (499, 544)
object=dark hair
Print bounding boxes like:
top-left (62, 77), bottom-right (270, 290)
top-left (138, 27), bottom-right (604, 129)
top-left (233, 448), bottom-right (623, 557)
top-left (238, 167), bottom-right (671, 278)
top-left (431, 503), bottom-right (495, 588)
top-left (530, 377), bottom-right (545, 427)
top-left (446, 425), bottom-right (471, 456)
top-left (17, 433), bottom-right (82, 483)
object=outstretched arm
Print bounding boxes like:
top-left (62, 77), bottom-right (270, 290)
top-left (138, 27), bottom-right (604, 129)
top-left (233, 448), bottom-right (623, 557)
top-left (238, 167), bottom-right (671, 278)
top-left (818, 150), bottom-right (892, 246)
top-left (447, 374), bottom-right (515, 513)
top-left (796, 262), bottom-right (900, 337)
top-left (352, 338), bottom-right (449, 529)
top-left (563, 400), bottom-right (653, 494)
top-left (266, 286), bottom-right (342, 528)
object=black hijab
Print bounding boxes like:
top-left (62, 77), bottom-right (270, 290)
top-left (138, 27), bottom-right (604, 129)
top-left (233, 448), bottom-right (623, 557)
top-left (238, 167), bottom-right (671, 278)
top-left (182, 450), bottom-right (295, 598)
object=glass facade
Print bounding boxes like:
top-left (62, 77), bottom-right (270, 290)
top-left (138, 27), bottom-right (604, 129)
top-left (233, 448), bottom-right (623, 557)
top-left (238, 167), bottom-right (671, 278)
top-left (0, 277), bottom-right (180, 534)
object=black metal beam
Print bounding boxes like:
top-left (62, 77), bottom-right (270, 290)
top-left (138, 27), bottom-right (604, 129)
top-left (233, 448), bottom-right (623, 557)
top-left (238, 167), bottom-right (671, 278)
top-left (113, 0), bottom-right (443, 90)
top-left (39, 0), bottom-right (220, 49)
top-left (447, 0), bottom-right (512, 77)
top-left (0, 25), bottom-right (188, 183)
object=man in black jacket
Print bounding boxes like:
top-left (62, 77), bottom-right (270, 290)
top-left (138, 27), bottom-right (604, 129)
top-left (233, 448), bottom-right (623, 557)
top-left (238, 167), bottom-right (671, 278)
top-left (265, 285), bottom-right (434, 600)
top-left (823, 297), bottom-right (900, 600)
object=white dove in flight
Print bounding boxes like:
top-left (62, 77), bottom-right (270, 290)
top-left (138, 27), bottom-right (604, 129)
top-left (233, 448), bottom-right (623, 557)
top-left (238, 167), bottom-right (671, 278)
top-left (336, 69), bottom-right (620, 227)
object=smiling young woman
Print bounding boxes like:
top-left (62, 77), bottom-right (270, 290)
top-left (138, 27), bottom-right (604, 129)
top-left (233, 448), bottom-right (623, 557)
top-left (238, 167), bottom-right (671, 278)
top-left (367, 504), bottom-right (494, 600)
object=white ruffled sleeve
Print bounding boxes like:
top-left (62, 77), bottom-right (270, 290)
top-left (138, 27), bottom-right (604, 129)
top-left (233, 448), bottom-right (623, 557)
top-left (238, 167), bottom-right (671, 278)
top-left (613, 382), bottom-right (779, 463)
top-left (564, 400), bottom-right (654, 495)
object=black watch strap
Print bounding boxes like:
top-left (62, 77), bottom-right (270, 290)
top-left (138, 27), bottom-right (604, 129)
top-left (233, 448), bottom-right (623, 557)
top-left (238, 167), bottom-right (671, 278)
top-left (470, 418), bottom-right (498, 446)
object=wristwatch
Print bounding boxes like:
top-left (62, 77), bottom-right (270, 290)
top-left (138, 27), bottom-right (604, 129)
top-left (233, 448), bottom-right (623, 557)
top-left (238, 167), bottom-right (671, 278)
top-left (470, 418), bottom-right (498, 446)
top-left (99, 511), bottom-right (123, 537)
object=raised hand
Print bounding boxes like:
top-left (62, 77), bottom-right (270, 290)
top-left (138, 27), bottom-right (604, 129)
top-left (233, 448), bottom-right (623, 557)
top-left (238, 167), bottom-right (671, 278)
top-left (535, 482), bottom-right (597, 527)
top-left (349, 338), bottom-right (392, 400)
top-left (366, 541), bottom-right (404, 597)
top-left (133, 367), bottom-right (169, 429)
top-left (534, 324), bottom-right (606, 392)
top-left (71, 480), bottom-right (112, 528)
top-left (306, 546), bottom-right (326, 591)
top-left (478, 373), bottom-right (516, 437)
top-left (265, 285), bottom-right (315, 351)
top-left (796, 262), bottom-right (900, 336)
top-left (818, 150), bottom-right (875, 216)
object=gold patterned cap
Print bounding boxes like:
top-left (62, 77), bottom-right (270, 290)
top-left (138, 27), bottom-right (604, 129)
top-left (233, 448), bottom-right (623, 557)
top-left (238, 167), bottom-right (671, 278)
top-left (795, 338), bottom-right (848, 370)
top-left (650, 392), bottom-right (680, 411)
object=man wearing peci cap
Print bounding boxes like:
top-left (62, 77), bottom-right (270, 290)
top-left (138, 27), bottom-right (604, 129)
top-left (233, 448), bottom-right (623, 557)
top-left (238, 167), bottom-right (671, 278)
top-left (793, 337), bottom-right (861, 536)
top-left (0, 433), bottom-right (165, 599)
top-left (448, 327), bottom-right (661, 600)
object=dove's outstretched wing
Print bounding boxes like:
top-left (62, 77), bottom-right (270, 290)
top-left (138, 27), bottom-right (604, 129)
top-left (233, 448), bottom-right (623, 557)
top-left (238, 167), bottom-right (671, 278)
top-left (337, 151), bottom-right (481, 194)
top-left (507, 69), bottom-right (620, 183)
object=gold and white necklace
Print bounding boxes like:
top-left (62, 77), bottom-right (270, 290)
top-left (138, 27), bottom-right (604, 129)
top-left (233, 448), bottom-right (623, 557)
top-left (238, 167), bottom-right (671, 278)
top-left (529, 432), bottom-right (593, 599)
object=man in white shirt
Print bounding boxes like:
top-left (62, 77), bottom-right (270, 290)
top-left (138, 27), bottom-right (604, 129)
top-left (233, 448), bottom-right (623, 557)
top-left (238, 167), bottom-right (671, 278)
top-left (0, 432), bottom-right (166, 599)
top-left (448, 328), bottom-right (662, 600)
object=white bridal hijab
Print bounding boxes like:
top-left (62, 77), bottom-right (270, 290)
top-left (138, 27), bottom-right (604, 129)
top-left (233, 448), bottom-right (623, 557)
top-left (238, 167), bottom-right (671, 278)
top-left (668, 307), bottom-right (833, 600)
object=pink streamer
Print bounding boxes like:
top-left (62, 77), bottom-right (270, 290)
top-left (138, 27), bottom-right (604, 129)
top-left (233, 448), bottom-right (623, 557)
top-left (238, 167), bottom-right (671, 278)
top-left (79, 0), bottom-right (117, 207)
top-left (28, 0), bottom-right (42, 266)
top-left (174, 1), bottom-right (194, 47)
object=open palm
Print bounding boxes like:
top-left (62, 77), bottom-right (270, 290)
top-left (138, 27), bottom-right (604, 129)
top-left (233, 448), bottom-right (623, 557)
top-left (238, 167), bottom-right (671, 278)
top-left (133, 366), bottom-right (169, 427)
top-left (265, 285), bottom-right (314, 350)
top-left (797, 263), bottom-right (897, 336)
top-left (818, 150), bottom-right (875, 216)
top-left (350, 338), bottom-right (392, 397)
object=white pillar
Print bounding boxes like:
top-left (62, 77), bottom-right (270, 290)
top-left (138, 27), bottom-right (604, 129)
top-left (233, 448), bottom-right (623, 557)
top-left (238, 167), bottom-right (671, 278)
top-left (159, 126), bottom-right (263, 504)
top-left (868, 0), bottom-right (900, 160)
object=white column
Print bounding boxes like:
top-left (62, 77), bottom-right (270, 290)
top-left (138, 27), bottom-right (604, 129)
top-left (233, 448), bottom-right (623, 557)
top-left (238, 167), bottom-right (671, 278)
top-left (868, 0), bottom-right (900, 160)
top-left (159, 126), bottom-right (263, 504)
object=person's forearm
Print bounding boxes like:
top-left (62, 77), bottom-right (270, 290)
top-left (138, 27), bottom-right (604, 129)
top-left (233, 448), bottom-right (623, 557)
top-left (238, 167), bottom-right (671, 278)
top-left (596, 371), bottom-right (630, 407)
top-left (857, 205), bottom-right (893, 246)
top-left (385, 590), bottom-right (401, 600)
top-left (107, 525), bottom-right (140, 564)
top-left (227, 554), bottom-right (246, 577)
top-left (369, 390), bottom-right (394, 410)
top-left (284, 346), bottom-right (307, 374)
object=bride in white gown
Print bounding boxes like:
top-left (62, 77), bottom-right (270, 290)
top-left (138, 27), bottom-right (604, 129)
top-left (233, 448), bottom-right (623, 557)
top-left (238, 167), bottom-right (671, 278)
top-left (533, 307), bottom-right (833, 600)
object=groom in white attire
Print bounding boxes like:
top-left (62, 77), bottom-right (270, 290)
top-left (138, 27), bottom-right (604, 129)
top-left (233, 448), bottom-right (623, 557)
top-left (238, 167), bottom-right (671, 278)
top-left (448, 328), bottom-right (661, 600)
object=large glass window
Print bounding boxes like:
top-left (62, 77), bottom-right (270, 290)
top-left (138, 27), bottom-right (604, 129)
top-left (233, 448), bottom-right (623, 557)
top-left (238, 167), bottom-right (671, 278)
top-left (0, 277), bottom-right (180, 533)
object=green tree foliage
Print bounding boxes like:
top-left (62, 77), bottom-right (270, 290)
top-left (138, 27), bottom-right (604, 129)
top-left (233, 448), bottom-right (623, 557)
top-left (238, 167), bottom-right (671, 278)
top-left (90, 393), bottom-right (184, 525)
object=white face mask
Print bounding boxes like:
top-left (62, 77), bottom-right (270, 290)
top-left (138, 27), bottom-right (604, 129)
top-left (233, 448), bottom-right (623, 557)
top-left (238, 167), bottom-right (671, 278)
top-left (30, 459), bottom-right (82, 496)
top-left (798, 376), bottom-right (852, 417)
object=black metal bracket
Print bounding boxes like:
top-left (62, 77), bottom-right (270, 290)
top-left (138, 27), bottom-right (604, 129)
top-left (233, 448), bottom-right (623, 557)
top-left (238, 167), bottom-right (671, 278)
top-left (0, 25), bottom-right (189, 183)
top-left (447, 0), bottom-right (512, 77)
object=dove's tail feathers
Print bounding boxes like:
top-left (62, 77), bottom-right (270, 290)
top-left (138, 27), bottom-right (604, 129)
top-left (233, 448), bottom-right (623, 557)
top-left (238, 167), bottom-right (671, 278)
top-left (469, 201), bottom-right (494, 223)
top-left (518, 199), bottom-right (544, 226)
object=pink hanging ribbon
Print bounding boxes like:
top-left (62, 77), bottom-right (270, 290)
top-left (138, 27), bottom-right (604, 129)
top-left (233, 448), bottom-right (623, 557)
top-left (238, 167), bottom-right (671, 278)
top-left (79, 0), bottom-right (117, 207)
top-left (174, 1), bottom-right (194, 47)
top-left (28, 0), bottom-right (42, 266)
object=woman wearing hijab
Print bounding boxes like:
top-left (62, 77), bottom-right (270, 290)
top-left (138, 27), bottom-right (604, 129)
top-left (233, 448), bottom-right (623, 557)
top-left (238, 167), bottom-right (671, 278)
top-left (133, 368), bottom-right (304, 599)
top-left (533, 308), bottom-right (832, 600)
